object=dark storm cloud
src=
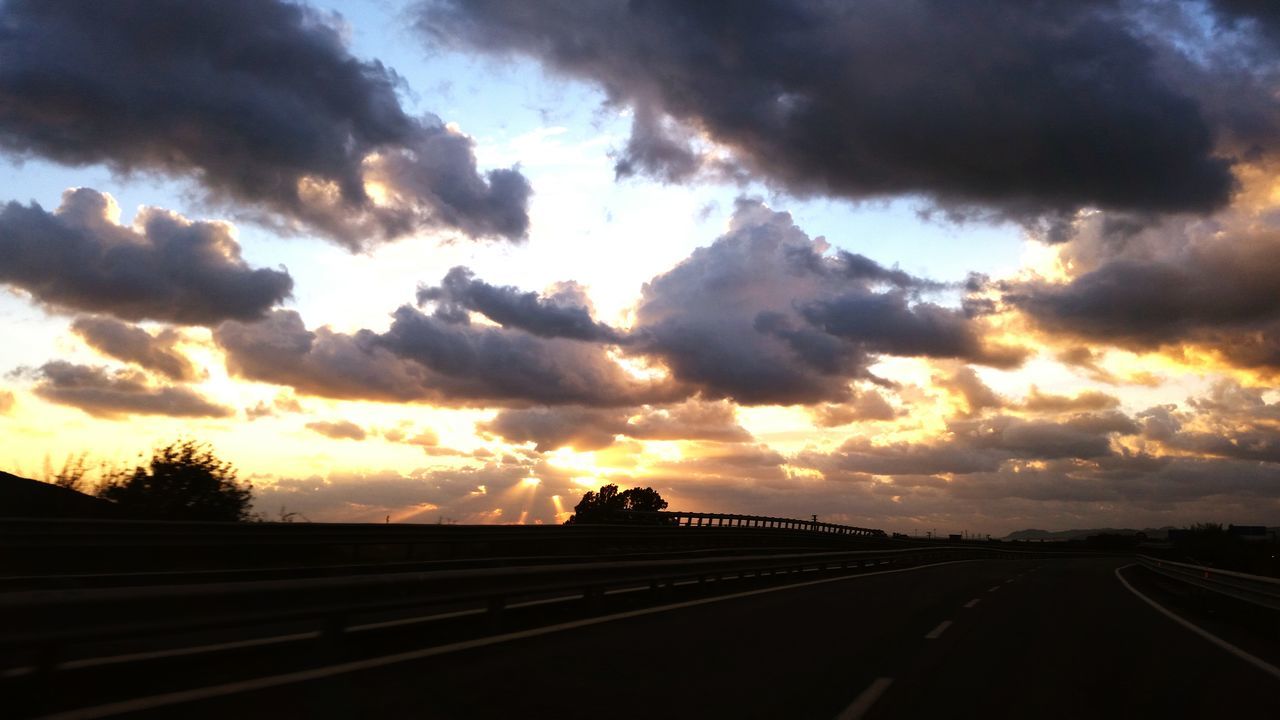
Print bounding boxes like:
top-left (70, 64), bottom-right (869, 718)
top-left (479, 406), bottom-right (623, 451)
top-left (797, 295), bottom-right (1026, 368)
top-left (29, 361), bottom-right (231, 419)
top-left (0, 0), bottom-right (529, 249)
top-left (215, 310), bottom-right (431, 402)
top-left (419, 0), bottom-right (1235, 219)
top-left (1003, 212), bottom-right (1280, 371)
top-left (214, 308), bottom-right (675, 407)
top-left (305, 420), bottom-right (368, 441)
top-left (71, 317), bottom-right (197, 382)
top-left (1206, 1), bottom-right (1280, 46)
top-left (417, 267), bottom-right (624, 342)
top-left (0, 189), bottom-right (292, 325)
top-left (377, 305), bottom-right (676, 406)
top-left (629, 200), bottom-right (1024, 405)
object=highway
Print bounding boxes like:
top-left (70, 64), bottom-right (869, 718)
top-left (57, 556), bottom-right (1278, 719)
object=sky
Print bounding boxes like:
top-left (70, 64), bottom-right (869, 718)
top-left (2, 0), bottom-right (1280, 535)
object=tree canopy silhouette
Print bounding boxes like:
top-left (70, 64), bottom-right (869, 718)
top-left (97, 440), bottom-right (252, 521)
top-left (565, 483), bottom-right (668, 524)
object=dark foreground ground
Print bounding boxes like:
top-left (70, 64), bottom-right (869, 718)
top-left (94, 556), bottom-right (1280, 719)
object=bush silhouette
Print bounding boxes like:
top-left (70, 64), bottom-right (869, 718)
top-left (98, 440), bottom-right (252, 521)
top-left (565, 483), bottom-right (668, 524)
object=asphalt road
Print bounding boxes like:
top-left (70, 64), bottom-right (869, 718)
top-left (100, 556), bottom-right (1279, 719)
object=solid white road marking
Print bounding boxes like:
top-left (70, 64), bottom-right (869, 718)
top-left (835, 677), bottom-right (894, 720)
top-left (963, 598), bottom-right (981, 608)
top-left (1114, 565), bottom-right (1280, 681)
top-left (924, 620), bottom-right (953, 639)
top-left (348, 608), bottom-right (483, 632)
top-left (57, 632), bottom-right (322, 670)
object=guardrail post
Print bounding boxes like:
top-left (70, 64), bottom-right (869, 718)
top-left (487, 595), bottom-right (506, 631)
top-left (319, 612), bottom-right (347, 660)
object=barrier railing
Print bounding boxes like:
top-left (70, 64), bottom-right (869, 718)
top-left (1137, 554), bottom-right (1280, 611)
top-left (1, 545), bottom-right (1045, 662)
top-left (0, 518), bottom-right (891, 575)
top-left (590, 510), bottom-right (886, 536)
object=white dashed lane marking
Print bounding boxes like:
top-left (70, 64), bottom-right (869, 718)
top-left (924, 620), bottom-right (953, 639)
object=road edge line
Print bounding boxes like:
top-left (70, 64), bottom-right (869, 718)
top-left (1114, 564), bottom-right (1280, 681)
top-left (834, 677), bottom-right (893, 720)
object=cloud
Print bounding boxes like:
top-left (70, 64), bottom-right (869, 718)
top-left (214, 307), bottom-right (676, 407)
top-left (932, 366), bottom-right (1004, 416)
top-left (305, 420), bottom-right (368, 441)
top-left (0, 0), bottom-right (529, 249)
top-left (215, 310), bottom-right (432, 402)
top-left (71, 316), bottom-right (197, 381)
top-left (420, 0), bottom-right (1236, 222)
top-left (27, 361), bottom-right (231, 419)
top-left (628, 200), bottom-right (1021, 405)
top-left (804, 411), bottom-right (1139, 478)
top-left (479, 406), bottom-right (622, 451)
top-left (1002, 206), bottom-right (1280, 372)
top-left (624, 399), bottom-right (753, 442)
top-left (0, 189), bottom-right (292, 325)
top-left (811, 389), bottom-right (899, 427)
top-left (797, 296), bottom-right (1027, 368)
top-left (254, 458), bottom-right (581, 524)
top-left (1021, 386), bottom-right (1120, 414)
top-left (245, 393), bottom-right (304, 421)
top-left (1135, 381), bottom-right (1280, 464)
top-left (374, 305), bottom-right (676, 406)
top-left (479, 398), bottom-right (752, 452)
top-left (417, 267), bottom-right (623, 342)
top-left (404, 430), bottom-right (441, 447)
top-left (217, 200), bottom-right (1020, 409)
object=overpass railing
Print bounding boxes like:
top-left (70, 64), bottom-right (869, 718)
top-left (591, 510), bottom-right (886, 537)
top-left (1137, 554), bottom-right (1280, 611)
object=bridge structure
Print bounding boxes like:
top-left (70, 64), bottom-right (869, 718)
top-left (598, 509), bottom-right (886, 536)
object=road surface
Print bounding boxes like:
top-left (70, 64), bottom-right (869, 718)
top-left (83, 556), bottom-right (1279, 719)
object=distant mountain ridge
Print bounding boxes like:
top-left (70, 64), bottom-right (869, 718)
top-left (1004, 527), bottom-right (1172, 541)
top-left (1005, 526), bottom-right (1280, 541)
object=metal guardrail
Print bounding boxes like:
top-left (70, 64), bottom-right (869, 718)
top-left (596, 510), bottom-right (885, 536)
top-left (0, 545), bottom-right (1049, 663)
top-left (1137, 554), bottom-right (1280, 611)
top-left (0, 517), bottom-right (899, 575)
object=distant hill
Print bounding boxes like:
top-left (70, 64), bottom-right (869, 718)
top-left (1004, 527), bottom-right (1174, 541)
top-left (0, 471), bottom-right (124, 519)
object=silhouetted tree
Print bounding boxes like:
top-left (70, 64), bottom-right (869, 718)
top-left (565, 483), bottom-right (668, 524)
top-left (44, 452), bottom-right (92, 492)
top-left (97, 440), bottom-right (252, 521)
